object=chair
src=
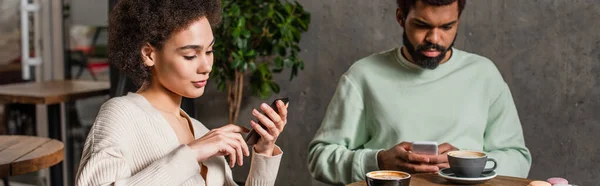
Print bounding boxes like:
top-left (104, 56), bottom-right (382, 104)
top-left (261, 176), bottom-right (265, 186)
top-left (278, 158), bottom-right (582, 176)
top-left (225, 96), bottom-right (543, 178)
top-left (69, 50), bottom-right (109, 81)
top-left (69, 26), bottom-right (109, 81)
top-left (69, 50), bottom-right (95, 80)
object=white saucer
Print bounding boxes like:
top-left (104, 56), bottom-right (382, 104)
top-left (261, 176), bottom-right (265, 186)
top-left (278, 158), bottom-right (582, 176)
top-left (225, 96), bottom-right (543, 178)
top-left (438, 168), bottom-right (497, 184)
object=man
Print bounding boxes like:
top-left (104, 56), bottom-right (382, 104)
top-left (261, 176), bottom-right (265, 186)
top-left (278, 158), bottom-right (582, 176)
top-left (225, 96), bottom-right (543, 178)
top-left (307, 0), bottom-right (532, 185)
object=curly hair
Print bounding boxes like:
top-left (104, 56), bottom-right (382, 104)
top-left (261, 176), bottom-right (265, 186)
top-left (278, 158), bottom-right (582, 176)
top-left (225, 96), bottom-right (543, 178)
top-left (109, 0), bottom-right (222, 86)
top-left (397, 0), bottom-right (466, 18)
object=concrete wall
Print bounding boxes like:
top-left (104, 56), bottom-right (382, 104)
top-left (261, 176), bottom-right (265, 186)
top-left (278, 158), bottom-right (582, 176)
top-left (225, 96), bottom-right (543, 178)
top-left (196, 0), bottom-right (600, 185)
top-left (71, 0), bottom-right (108, 26)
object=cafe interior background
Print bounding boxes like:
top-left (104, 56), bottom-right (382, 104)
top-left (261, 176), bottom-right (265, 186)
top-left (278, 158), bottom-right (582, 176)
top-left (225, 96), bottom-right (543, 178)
top-left (0, 0), bottom-right (598, 185)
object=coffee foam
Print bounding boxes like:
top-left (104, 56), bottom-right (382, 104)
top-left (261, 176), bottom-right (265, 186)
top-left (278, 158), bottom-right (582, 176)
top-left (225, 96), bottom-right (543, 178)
top-left (448, 151), bottom-right (486, 158)
top-left (367, 171), bottom-right (410, 180)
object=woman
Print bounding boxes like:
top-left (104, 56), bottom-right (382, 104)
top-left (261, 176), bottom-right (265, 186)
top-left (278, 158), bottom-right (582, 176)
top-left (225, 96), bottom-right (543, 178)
top-left (75, 0), bottom-right (288, 185)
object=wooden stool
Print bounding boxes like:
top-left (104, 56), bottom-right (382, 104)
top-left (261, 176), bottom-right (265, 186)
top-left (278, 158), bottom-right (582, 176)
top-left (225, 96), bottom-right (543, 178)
top-left (0, 135), bottom-right (64, 185)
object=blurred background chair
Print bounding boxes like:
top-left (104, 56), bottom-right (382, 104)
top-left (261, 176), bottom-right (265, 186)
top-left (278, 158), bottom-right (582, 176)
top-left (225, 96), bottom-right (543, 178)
top-left (69, 26), bottom-right (109, 81)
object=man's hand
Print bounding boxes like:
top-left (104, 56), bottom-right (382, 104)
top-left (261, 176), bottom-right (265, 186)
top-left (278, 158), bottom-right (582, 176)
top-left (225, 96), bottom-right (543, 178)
top-left (377, 142), bottom-right (440, 173)
top-left (427, 142), bottom-right (459, 170)
top-left (438, 143), bottom-right (459, 154)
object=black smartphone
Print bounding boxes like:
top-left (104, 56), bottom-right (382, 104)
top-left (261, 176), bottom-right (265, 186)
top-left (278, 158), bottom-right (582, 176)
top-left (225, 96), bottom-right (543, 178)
top-left (245, 98), bottom-right (289, 146)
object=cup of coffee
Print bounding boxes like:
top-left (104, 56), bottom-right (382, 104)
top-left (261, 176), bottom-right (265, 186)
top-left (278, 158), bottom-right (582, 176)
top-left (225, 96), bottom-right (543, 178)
top-left (366, 170), bottom-right (411, 186)
top-left (447, 150), bottom-right (497, 178)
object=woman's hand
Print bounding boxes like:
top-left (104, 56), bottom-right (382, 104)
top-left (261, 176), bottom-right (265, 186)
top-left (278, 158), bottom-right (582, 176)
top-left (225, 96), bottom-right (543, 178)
top-left (187, 124), bottom-right (250, 168)
top-left (250, 100), bottom-right (288, 156)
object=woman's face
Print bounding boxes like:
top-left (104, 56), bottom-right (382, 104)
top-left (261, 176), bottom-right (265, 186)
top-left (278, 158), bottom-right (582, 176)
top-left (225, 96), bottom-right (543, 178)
top-left (144, 17), bottom-right (214, 98)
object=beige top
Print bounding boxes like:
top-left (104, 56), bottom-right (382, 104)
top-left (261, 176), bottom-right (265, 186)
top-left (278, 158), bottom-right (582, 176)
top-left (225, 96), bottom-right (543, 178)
top-left (75, 93), bottom-right (282, 186)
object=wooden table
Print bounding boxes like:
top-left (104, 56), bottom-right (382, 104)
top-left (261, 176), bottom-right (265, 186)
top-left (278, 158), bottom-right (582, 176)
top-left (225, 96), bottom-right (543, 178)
top-left (0, 80), bottom-right (110, 104)
top-left (347, 173), bottom-right (533, 186)
top-left (0, 135), bottom-right (64, 177)
top-left (0, 80), bottom-right (110, 186)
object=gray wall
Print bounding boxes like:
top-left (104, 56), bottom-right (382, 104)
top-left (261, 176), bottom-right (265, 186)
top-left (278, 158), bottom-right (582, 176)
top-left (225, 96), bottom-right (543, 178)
top-left (196, 0), bottom-right (600, 185)
top-left (71, 0), bottom-right (109, 26)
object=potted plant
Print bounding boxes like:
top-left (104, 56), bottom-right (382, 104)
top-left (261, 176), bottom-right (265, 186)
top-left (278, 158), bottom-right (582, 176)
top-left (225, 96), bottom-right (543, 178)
top-left (213, 0), bottom-right (311, 123)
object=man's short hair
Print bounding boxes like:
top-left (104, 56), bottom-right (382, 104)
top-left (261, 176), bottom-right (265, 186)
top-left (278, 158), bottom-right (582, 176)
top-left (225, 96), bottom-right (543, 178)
top-left (396, 0), bottom-right (466, 18)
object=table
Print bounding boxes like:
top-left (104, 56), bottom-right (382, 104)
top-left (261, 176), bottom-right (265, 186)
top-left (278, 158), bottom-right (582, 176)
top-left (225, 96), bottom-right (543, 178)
top-left (347, 173), bottom-right (534, 186)
top-left (0, 135), bottom-right (64, 177)
top-left (0, 80), bottom-right (110, 186)
top-left (0, 80), bottom-right (110, 104)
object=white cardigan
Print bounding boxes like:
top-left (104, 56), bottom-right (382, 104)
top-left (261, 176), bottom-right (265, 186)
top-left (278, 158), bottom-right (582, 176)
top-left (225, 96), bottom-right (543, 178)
top-left (75, 93), bottom-right (282, 186)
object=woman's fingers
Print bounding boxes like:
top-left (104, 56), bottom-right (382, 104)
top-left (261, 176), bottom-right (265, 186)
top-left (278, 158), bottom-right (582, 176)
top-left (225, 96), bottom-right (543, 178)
top-left (224, 133), bottom-right (248, 166)
top-left (250, 120), bottom-right (274, 141)
top-left (252, 109), bottom-right (279, 137)
top-left (213, 131), bottom-right (249, 167)
top-left (235, 133), bottom-right (250, 156)
top-left (234, 140), bottom-right (243, 166)
top-left (220, 132), bottom-right (249, 156)
top-left (276, 100), bottom-right (288, 131)
top-left (218, 124), bottom-right (250, 133)
top-left (221, 144), bottom-right (236, 168)
top-left (260, 103), bottom-right (283, 126)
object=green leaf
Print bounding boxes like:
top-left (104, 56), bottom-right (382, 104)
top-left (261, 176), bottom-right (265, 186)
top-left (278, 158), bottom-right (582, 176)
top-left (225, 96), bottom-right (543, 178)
top-left (275, 56), bottom-right (283, 66)
top-left (284, 3), bottom-right (293, 14)
top-left (269, 81), bottom-right (280, 93)
top-left (232, 51), bottom-right (240, 58)
top-left (290, 64), bottom-right (298, 80)
top-left (237, 17), bottom-right (246, 27)
top-left (232, 59), bottom-right (242, 68)
top-left (237, 50), bottom-right (246, 58)
top-left (274, 45), bottom-right (287, 56)
top-left (241, 29), bottom-right (251, 38)
top-left (248, 61), bottom-right (257, 72)
top-left (241, 39), bottom-right (247, 48)
top-left (275, 11), bottom-right (285, 22)
top-left (232, 29), bottom-right (241, 38)
top-left (246, 50), bottom-right (256, 57)
top-left (260, 82), bottom-right (271, 99)
top-left (236, 38), bottom-right (247, 49)
top-left (273, 56), bottom-right (283, 73)
top-left (231, 4), bottom-right (241, 16)
top-left (258, 63), bottom-right (270, 77)
top-left (267, 7), bottom-right (275, 17)
top-left (283, 58), bottom-right (293, 68)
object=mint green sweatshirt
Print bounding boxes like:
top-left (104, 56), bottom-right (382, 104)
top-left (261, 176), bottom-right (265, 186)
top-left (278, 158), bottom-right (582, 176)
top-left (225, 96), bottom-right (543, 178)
top-left (307, 48), bottom-right (532, 185)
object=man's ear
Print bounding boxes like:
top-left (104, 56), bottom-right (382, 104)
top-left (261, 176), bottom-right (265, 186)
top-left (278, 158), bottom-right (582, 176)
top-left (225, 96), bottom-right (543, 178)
top-left (141, 43), bottom-right (156, 67)
top-left (396, 8), bottom-right (406, 27)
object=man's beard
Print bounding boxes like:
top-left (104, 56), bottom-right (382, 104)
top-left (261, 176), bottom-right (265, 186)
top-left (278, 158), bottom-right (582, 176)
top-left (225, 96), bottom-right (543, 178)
top-left (402, 31), bottom-right (456, 69)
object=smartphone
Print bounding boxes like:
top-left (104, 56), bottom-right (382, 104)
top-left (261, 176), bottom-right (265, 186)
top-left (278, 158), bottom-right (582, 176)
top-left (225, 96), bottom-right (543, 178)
top-left (245, 98), bottom-right (289, 146)
top-left (412, 141), bottom-right (438, 155)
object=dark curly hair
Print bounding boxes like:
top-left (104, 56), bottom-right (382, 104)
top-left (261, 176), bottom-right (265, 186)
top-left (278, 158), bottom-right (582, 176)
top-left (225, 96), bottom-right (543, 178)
top-left (109, 0), bottom-right (222, 86)
top-left (397, 0), bottom-right (466, 18)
